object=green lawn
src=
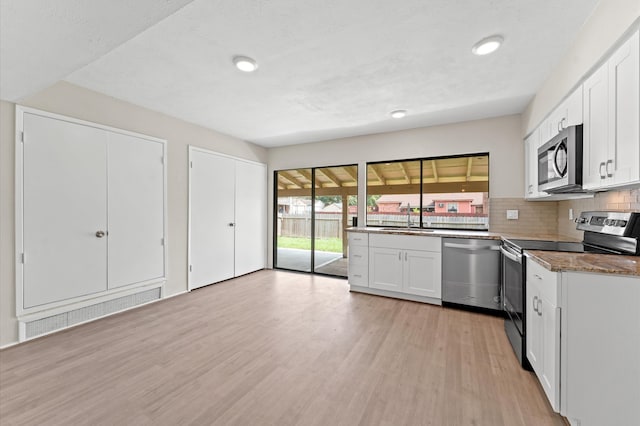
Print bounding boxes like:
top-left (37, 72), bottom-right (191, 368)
top-left (277, 237), bottom-right (343, 253)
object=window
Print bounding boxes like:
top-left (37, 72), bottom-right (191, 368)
top-left (367, 153), bottom-right (489, 230)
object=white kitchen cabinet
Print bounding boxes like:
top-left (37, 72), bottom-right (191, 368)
top-left (369, 247), bottom-right (404, 291)
top-left (549, 86), bottom-right (583, 140)
top-left (188, 147), bottom-right (267, 290)
top-left (524, 129), bottom-right (549, 200)
top-left (583, 30), bottom-right (640, 190)
top-left (366, 234), bottom-right (442, 302)
top-left (17, 107), bottom-right (167, 316)
top-left (526, 258), bottom-right (560, 412)
top-left (347, 233), bottom-right (368, 287)
top-left (561, 272), bottom-right (640, 426)
top-left (403, 249), bottom-right (441, 298)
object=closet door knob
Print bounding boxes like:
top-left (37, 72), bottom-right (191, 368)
top-left (228, 223), bottom-right (235, 227)
top-left (95, 230), bottom-right (105, 238)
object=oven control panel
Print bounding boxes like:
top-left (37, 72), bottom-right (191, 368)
top-left (575, 211), bottom-right (639, 237)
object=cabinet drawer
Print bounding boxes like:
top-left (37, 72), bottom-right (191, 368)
top-left (348, 232), bottom-right (369, 247)
top-left (369, 233), bottom-right (441, 252)
top-left (349, 245), bottom-right (368, 266)
top-left (348, 264), bottom-right (368, 286)
top-left (526, 257), bottom-right (559, 305)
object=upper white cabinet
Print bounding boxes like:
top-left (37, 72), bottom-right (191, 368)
top-left (188, 147), bottom-right (267, 290)
top-left (524, 128), bottom-right (549, 200)
top-left (583, 30), bottom-right (640, 190)
top-left (17, 107), bottom-right (166, 314)
top-left (538, 86), bottom-right (584, 146)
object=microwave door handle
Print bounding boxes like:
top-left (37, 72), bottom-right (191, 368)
top-left (552, 142), bottom-right (564, 177)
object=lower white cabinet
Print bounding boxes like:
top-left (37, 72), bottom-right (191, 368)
top-left (351, 233), bottom-right (441, 303)
top-left (526, 258), bottom-right (560, 412)
top-left (347, 232), bottom-right (368, 286)
top-left (369, 248), bottom-right (441, 298)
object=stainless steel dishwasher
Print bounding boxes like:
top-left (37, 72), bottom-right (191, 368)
top-left (442, 238), bottom-right (502, 311)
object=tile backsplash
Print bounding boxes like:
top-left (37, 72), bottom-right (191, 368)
top-left (557, 188), bottom-right (640, 239)
top-left (489, 197), bottom-right (559, 235)
top-left (489, 189), bottom-right (639, 238)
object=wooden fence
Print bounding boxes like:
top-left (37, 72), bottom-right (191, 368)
top-left (278, 212), bottom-right (488, 238)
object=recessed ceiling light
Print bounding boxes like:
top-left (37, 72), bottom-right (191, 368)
top-left (390, 110), bottom-right (407, 119)
top-left (233, 56), bottom-right (258, 72)
top-left (472, 35), bottom-right (504, 56)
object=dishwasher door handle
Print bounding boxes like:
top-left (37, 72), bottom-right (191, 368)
top-left (443, 242), bottom-right (501, 251)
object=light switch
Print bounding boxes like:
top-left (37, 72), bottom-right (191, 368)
top-left (569, 208), bottom-right (574, 220)
top-left (506, 209), bottom-right (519, 220)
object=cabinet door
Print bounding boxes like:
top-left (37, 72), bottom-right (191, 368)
top-left (22, 113), bottom-right (108, 308)
top-left (526, 284), bottom-right (542, 372)
top-left (234, 161), bottom-right (267, 276)
top-left (540, 298), bottom-right (560, 412)
top-left (107, 133), bottom-right (165, 289)
top-left (403, 250), bottom-right (441, 298)
top-left (565, 85), bottom-right (583, 127)
top-left (524, 135), bottom-right (534, 198)
top-left (369, 248), bottom-right (403, 291)
top-left (189, 150), bottom-right (236, 289)
top-left (608, 30), bottom-right (640, 186)
top-left (582, 62), bottom-right (610, 190)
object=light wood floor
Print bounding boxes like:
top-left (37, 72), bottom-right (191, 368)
top-left (0, 270), bottom-right (564, 426)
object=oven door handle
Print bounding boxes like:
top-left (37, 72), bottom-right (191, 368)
top-left (500, 246), bottom-right (522, 264)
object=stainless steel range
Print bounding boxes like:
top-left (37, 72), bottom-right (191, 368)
top-left (501, 211), bottom-right (640, 369)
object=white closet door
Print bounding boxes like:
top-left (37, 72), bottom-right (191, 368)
top-left (234, 161), bottom-right (267, 276)
top-left (22, 113), bottom-right (108, 308)
top-left (189, 150), bottom-right (236, 289)
top-left (107, 132), bottom-right (165, 289)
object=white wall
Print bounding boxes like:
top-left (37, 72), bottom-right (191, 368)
top-left (0, 82), bottom-right (267, 347)
top-left (523, 0), bottom-right (640, 134)
top-left (267, 114), bottom-right (523, 266)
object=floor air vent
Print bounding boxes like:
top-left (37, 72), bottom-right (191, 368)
top-left (24, 287), bottom-right (161, 340)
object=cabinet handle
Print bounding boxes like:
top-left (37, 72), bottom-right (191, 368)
top-left (398, 252), bottom-right (401, 261)
top-left (537, 299), bottom-right (543, 316)
top-left (353, 254), bottom-right (362, 258)
top-left (533, 295), bottom-right (539, 313)
top-left (228, 223), bottom-right (235, 227)
top-left (599, 162), bottom-right (606, 179)
top-left (606, 159), bottom-right (613, 178)
top-left (353, 274), bottom-right (362, 278)
top-left (534, 274), bottom-right (542, 280)
top-left (95, 230), bottom-right (106, 238)
top-left (405, 252), bottom-right (408, 261)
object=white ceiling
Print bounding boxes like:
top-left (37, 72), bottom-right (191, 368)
top-left (1, 0), bottom-right (601, 147)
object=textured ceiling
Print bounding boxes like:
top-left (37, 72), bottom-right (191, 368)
top-left (0, 0), bottom-right (195, 101)
top-left (2, 0), bottom-right (601, 147)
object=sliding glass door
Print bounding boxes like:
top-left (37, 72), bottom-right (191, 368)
top-left (275, 165), bottom-right (357, 277)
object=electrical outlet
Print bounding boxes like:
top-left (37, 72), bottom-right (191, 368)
top-left (506, 209), bottom-right (519, 220)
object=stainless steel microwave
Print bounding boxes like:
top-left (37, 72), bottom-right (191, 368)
top-left (538, 125), bottom-right (584, 193)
